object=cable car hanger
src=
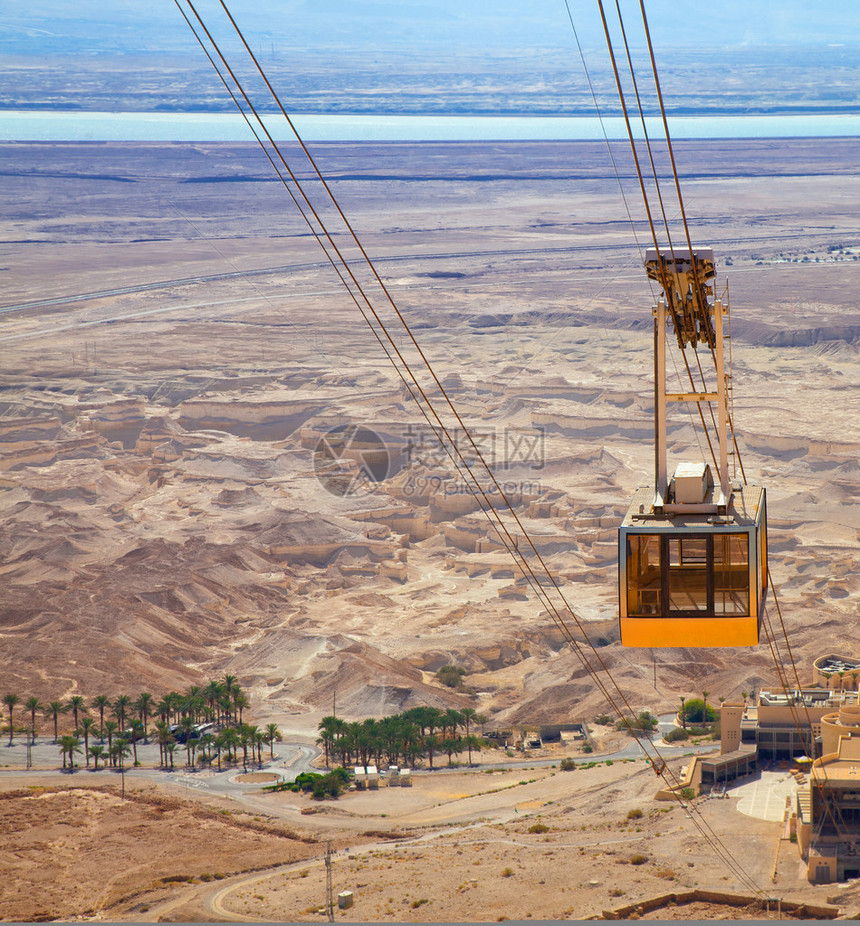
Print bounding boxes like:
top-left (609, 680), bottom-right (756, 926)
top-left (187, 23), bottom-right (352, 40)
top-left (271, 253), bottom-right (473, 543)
top-left (597, 2), bottom-right (769, 646)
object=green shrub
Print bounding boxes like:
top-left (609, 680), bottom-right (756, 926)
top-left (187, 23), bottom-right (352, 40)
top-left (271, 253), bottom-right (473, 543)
top-left (581, 744), bottom-right (593, 754)
top-left (593, 714), bottom-right (613, 725)
top-left (560, 757), bottom-right (577, 771)
top-left (436, 665), bottom-right (466, 689)
top-left (616, 711), bottom-right (659, 735)
top-left (682, 699), bottom-right (717, 724)
top-left (528, 823), bottom-right (550, 834)
top-left (295, 771), bottom-right (323, 791)
top-left (626, 808), bottom-right (643, 820)
top-left (629, 854), bottom-right (648, 866)
top-left (664, 727), bottom-right (690, 743)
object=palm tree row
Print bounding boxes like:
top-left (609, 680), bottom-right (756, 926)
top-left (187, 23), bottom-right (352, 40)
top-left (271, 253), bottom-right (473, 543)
top-left (52, 717), bottom-right (282, 773)
top-left (57, 734), bottom-right (132, 771)
top-left (3, 676), bottom-right (251, 747)
top-left (147, 720), bottom-right (282, 771)
top-left (317, 706), bottom-right (487, 771)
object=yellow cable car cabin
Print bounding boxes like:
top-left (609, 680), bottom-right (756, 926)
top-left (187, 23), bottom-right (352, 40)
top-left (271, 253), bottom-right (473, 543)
top-left (619, 474), bottom-right (767, 648)
top-left (618, 248), bottom-right (768, 648)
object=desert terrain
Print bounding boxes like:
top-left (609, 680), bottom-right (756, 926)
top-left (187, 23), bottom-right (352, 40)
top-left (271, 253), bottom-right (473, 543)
top-left (0, 750), bottom-right (855, 922)
top-left (0, 135), bottom-right (858, 918)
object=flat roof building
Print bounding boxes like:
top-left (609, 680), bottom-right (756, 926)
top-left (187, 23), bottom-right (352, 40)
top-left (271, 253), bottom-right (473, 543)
top-left (797, 737), bottom-right (860, 884)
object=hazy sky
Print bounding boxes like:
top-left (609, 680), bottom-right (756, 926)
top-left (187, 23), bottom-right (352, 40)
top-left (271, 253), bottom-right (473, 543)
top-left (3, 0), bottom-right (859, 56)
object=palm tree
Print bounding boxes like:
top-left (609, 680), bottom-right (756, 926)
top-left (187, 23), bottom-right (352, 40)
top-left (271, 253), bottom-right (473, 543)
top-left (233, 691), bottom-right (249, 725)
top-left (112, 694), bottom-right (131, 731)
top-left (155, 697), bottom-right (172, 726)
top-left (91, 694), bottom-right (111, 731)
top-left (425, 733), bottom-right (440, 770)
top-left (443, 735), bottom-right (463, 766)
top-left (182, 686), bottom-right (205, 724)
top-left (58, 734), bottom-right (81, 770)
top-left (265, 723), bottom-right (282, 759)
top-left (460, 708), bottom-right (479, 764)
top-left (214, 730), bottom-right (234, 771)
top-left (222, 675), bottom-right (240, 721)
top-left (244, 725), bottom-right (262, 766)
top-left (78, 717), bottom-right (98, 767)
top-left (154, 721), bottom-right (174, 768)
top-left (45, 701), bottom-right (67, 743)
top-left (24, 696), bottom-right (42, 745)
top-left (355, 720), bottom-right (376, 767)
top-left (203, 679), bottom-right (224, 724)
top-left (178, 715), bottom-right (195, 768)
top-left (89, 744), bottom-right (107, 771)
top-left (238, 725), bottom-right (251, 770)
top-left (462, 734), bottom-right (483, 762)
top-left (102, 719), bottom-right (118, 756)
top-left (317, 715), bottom-right (338, 767)
top-left (127, 719), bottom-right (144, 766)
top-left (164, 741), bottom-right (177, 771)
top-left (133, 693), bottom-right (154, 740)
top-left (442, 709), bottom-right (463, 741)
top-left (111, 736), bottom-right (131, 772)
top-left (3, 694), bottom-right (18, 745)
top-left (67, 695), bottom-right (87, 730)
top-left (679, 696), bottom-right (686, 729)
top-left (702, 691), bottom-right (710, 724)
top-left (165, 691), bottom-right (185, 724)
top-left (198, 732), bottom-right (215, 768)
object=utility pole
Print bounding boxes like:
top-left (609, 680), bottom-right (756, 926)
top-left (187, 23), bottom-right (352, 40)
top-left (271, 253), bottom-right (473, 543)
top-left (325, 841), bottom-right (334, 922)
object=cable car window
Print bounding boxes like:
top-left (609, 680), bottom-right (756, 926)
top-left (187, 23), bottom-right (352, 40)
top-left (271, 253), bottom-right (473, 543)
top-left (714, 534), bottom-right (750, 615)
top-left (626, 534), bottom-right (661, 617)
top-left (667, 536), bottom-right (710, 613)
top-left (678, 538), bottom-right (708, 565)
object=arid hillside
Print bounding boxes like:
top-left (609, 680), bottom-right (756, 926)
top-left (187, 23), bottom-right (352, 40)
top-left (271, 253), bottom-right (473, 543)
top-left (1, 138), bottom-right (858, 732)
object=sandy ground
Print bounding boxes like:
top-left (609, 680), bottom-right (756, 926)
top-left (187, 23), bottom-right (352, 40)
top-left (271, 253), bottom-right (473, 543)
top-left (1, 756), bottom-right (858, 922)
top-left (0, 776), bottom-right (321, 922)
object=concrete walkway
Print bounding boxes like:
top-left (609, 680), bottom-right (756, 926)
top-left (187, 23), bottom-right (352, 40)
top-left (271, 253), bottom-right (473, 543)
top-left (730, 770), bottom-right (798, 822)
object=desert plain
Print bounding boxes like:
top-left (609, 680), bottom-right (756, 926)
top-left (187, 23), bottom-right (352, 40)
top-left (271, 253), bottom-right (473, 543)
top-left (0, 135), bottom-right (859, 920)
